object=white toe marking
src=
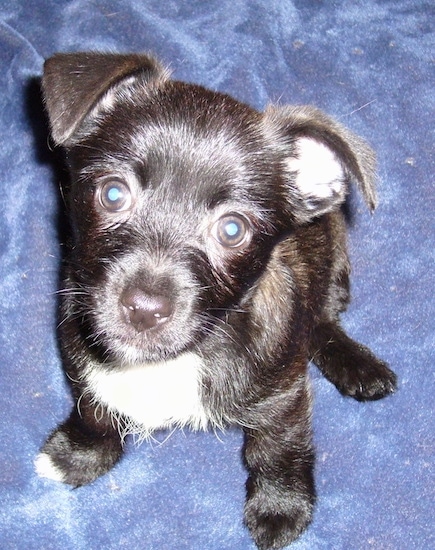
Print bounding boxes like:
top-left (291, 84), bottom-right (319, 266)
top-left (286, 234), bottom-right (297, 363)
top-left (34, 453), bottom-right (66, 483)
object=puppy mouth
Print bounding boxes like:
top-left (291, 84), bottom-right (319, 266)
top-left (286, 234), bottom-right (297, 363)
top-left (92, 306), bottom-right (197, 365)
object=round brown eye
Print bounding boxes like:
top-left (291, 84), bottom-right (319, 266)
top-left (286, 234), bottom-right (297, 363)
top-left (214, 214), bottom-right (251, 248)
top-left (98, 180), bottom-right (132, 212)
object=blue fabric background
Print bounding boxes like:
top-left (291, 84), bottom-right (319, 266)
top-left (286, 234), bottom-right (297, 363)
top-left (0, 1), bottom-right (433, 548)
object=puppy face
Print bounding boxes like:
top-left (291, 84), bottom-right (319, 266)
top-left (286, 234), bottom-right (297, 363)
top-left (43, 53), bottom-right (376, 368)
top-left (64, 82), bottom-right (288, 365)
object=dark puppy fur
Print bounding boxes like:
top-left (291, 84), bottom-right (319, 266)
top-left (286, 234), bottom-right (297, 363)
top-left (36, 53), bottom-right (397, 550)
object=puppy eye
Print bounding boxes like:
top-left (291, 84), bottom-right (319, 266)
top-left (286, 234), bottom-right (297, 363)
top-left (213, 214), bottom-right (251, 248)
top-left (98, 180), bottom-right (133, 212)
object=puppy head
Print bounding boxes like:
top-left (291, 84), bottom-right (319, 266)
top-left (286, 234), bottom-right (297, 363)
top-left (43, 53), bottom-right (376, 365)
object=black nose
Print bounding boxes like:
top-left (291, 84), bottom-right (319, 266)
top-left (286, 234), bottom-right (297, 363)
top-left (121, 287), bottom-right (173, 332)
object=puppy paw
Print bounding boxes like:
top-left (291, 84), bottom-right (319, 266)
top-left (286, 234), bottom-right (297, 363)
top-left (335, 352), bottom-right (397, 402)
top-left (35, 452), bottom-right (67, 482)
top-left (311, 324), bottom-right (397, 402)
top-left (246, 511), bottom-right (311, 550)
top-left (36, 424), bottom-right (123, 487)
top-left (245, 483), bottom-right (314, 549)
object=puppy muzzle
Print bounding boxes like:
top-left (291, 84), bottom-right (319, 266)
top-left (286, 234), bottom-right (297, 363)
top-left (88, 248), bottom-right (209, 363)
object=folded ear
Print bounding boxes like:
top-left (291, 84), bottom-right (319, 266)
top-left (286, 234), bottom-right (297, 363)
top-left (42, 52), bottom-right (168, 146)
top-left (263, 105), bottom-right (377, 223)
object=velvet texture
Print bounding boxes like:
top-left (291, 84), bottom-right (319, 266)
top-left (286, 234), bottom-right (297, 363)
top-left (0, 1), bottom-right (433, 548)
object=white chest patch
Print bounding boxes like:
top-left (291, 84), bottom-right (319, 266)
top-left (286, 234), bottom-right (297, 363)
top-left (85, 352), bottom-right (209, 440)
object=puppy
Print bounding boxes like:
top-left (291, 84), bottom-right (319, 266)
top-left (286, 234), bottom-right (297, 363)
top-left (35, 53), bottom-right (397, 550)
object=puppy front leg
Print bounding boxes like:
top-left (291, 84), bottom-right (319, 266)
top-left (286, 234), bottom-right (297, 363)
top-left (243, 385), bottom-right (315, 550)
top-left (36, 392), bottom-right (123, 487)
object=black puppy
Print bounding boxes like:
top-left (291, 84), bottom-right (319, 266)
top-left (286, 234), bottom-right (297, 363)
top-left (36, 53), bottom-right (397, 550)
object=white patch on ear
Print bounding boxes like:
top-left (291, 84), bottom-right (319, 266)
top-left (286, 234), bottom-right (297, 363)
top-left (34, 453), bottom-right (66, 482)
top-left (287, 137), bottom-right (345, 203)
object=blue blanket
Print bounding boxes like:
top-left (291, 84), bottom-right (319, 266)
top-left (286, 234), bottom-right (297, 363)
top-left (0, 1), bottom-right (433, 548)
